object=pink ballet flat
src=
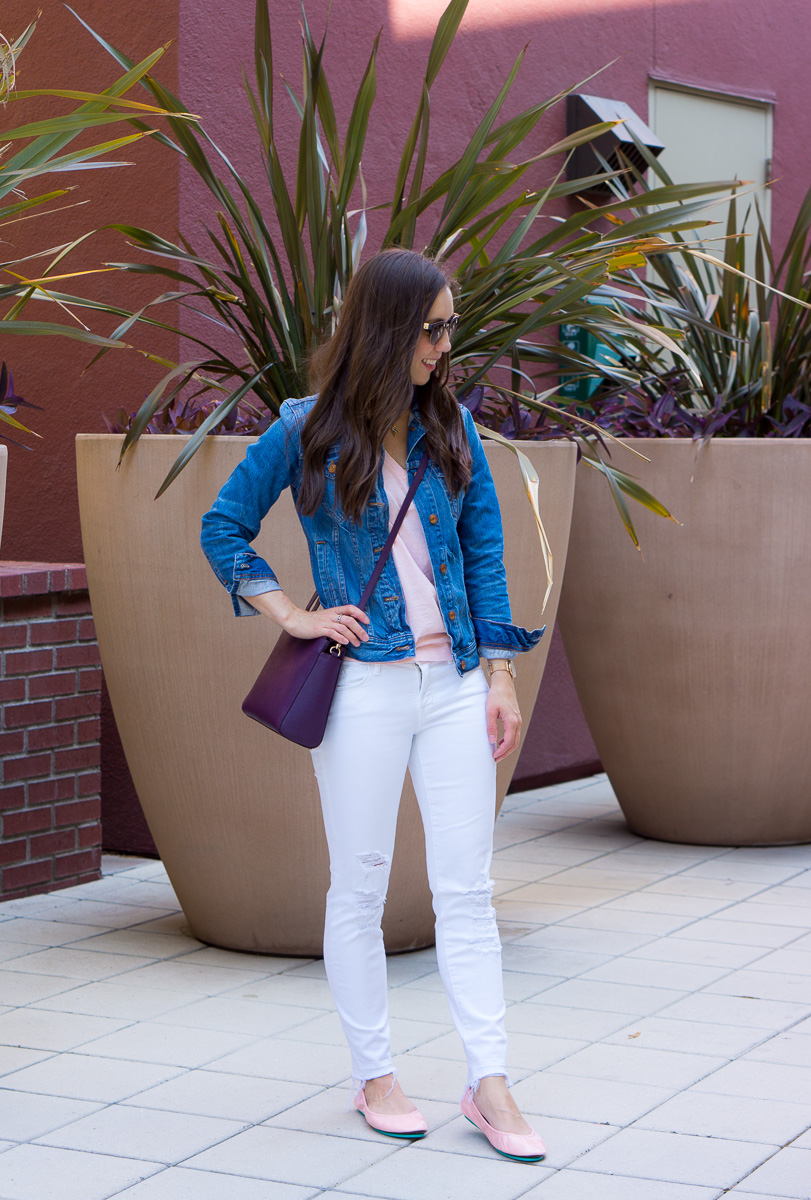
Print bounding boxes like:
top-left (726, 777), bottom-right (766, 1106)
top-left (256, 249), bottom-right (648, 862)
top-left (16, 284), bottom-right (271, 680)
top-left (461, 1087), bottom-right (546, 1162)
top-left (353, 1087), bottom-right (428, 1138)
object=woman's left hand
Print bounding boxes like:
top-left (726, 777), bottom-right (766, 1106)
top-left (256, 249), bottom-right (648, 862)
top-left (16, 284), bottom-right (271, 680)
top-left (485, 670), bottom-right (522, 762)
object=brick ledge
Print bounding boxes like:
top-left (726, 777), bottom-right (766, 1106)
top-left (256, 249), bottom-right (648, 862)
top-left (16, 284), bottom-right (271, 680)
top-left (0, 561), bottom-right (88, 598)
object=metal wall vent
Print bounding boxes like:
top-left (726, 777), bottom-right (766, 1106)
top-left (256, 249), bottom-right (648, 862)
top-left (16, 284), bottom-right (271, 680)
top-left (566, 94), bottom-right (664, 193)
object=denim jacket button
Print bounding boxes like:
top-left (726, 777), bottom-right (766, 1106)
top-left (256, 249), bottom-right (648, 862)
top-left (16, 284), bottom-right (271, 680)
top-left (328, 463), bottom-right (336, 474)
top-left (460, 658), bottom-right (466, 668)
top-left (439, 563), bottom-right (447, 574)
top-left (449, 610), bottom-right (456, 621)
top-left (429, 513), bottom-right (438, 524)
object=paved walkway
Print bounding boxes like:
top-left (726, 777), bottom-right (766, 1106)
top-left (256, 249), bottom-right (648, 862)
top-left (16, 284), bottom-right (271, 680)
top-left (0, 774), bottom-right (810, 1200)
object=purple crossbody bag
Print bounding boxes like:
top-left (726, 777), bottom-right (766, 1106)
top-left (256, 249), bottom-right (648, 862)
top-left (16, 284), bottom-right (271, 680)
top-left (242, 451), bottom-right (429, 748)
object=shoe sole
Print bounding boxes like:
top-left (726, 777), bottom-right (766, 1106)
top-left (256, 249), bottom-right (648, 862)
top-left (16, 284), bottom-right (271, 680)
top-left (464, 1114), bottom-right (545, 1162)
top-left (370, 1126), bottom-right (427, 1139)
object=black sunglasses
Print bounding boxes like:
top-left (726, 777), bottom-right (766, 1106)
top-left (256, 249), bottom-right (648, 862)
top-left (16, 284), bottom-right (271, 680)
top-left (422, 314), bottom-right (460, 345)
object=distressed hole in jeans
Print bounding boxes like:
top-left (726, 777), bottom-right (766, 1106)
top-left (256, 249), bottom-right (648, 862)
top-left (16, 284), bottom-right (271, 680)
top-left (357, 851), bottom-right (389, 873)
top-left (354, 888), bottom-right (386, 931)
top-left (468, 875), bottom-right (502, 954)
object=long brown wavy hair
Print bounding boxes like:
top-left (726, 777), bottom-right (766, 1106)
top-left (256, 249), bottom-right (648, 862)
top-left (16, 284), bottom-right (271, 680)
top-left (299, 249), bottom-right (472, 523)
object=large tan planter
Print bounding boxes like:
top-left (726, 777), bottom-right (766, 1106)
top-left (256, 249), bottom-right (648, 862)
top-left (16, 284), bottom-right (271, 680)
top-left (77, 434), bottom-right (576, 953)
top-left (0, 444), bottom-right (7, 551)
top-left (558, 439), bottom-right (811, 846)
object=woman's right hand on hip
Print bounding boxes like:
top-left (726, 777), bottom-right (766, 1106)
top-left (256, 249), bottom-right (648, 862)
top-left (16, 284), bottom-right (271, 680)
top-left (248, 590), bottom-right (370, 647)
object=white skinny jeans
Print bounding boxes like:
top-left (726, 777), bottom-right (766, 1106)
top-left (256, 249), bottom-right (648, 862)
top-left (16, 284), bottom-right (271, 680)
top-left (310, 659), bottom-right (509, 1089)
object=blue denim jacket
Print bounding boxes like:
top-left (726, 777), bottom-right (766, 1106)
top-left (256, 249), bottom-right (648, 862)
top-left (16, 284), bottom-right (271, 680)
top-left (200, 395), bottom-right (544, 675)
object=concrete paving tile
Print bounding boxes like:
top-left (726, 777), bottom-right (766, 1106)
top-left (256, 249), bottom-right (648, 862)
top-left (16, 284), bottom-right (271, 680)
top-left (495, 900), bottom-right (590, 924)
top-left (110, 960), bottom-right (271, 995)
top-left (97, 882), bottom-right (179, 909)
top-left (0, 919), bottom-right (107, 946)
top-left (681, 918), bottom-right (802, 948)
top-left (728, 1193), bottom-right (807, 1200)
top-left (112, 1167), bottom-right (317, 1199)
top-left (660, 993), bottom-right (809, 1032)
top-left (389, 1051), bottom-right (530, 1103)
top-left (0, 1008), bottom-right (128, 1052)
top-left (79, 1021), bottom-right (258, 1067)
top-left (290, 1011), bottom-right (447, 1053)
top-left (706, 970), bottom-right (811, 1006)
top-left (28, 982), bottom-right (199, 1021)
top-left (635, 1089), bottom-right (811, 1144)
top-left (504, 881), bottom-right (630, 907)
top-left (6, 947), bottom-right (155, 981)
top-left (715, 903), bottom-right (811, 930)
top-left (234, 974), bottom-right (336, 1009)
top-left (604, 1016), bottom-right (771, 1058)
top-left (572, 1127), bottom-right (775, 1187)
top-left (645, 877), bottom-right (767, 902)
top-left (733, 1147), bottom-right (811, 1197)
top-left (681, 860), bottom-right (805, 885)
top-left (500, 944), bottom-right (611, 978)
top-left (528, 978), bottom-right (686, 1016)
top-left (628, 937), bottom-right (766, 969)
top-left (408, 1029), bottom-right (587, 1072)
top-left (0, 941), bottom-right (34, 964)
top-left (176, 947), bottom-right (303, 974)
top-left (0, 1091), bottom-right (102, 1142)
top-left (419, 1110), bottom-right (618, 1168)
top-left (0, 1143), bottom-right (161, 1200)
top-left (578, 956), bottom-right (731, 992)
top-left (749, 950), bottom-right (811, 977)
top-left (385, 987), bottom-right (452, 1024)
top-left (594, 851), bottom-right (704, 876)
top-left (747, 887), bottom-right (811, 909)
top-left (262, 1085), bottom-right (457, 1143)
top-left (603, 892), bottom-right (731, 918)
top-left (558, 907), bottom-right (693, 935)
top-left (507, 970), bottom-right (573, 1003)
top-left (64, 930), bottom-right (201, 959)
top-left (36, 1103), bottom-right (247, 1163)
top-left (721, 847), bottom-right (811, 867)
top-left (538, 866), bottom-right (660, 890)
top-left (506, 1003), bottom-right (637, 1042)
top-left (492, 859), bottom-right (564, 883)
top-left (205, 1036), bottom-right (352, 1087)
top-left (0, 1052), bottom-right (183, 1102)
top-left (611, 841), bottom-right (725, 862)
top-left (0, 1047), bottom-right (51, 1077)
top-left (512, 924), bottom-right (653, 956)
top-left (184, 1125), bottom-right (395, 1188)
top-left (334, 1140), bottom-right (553, 1199)
top-left (691, 1060), bottom-right (811, 1103)
top-left (128, 1070), bottom-right (319, 1122)
top-left (520, 1173), bottom-right (721, 1199)
top-left (550, 1042), bottom-right (725, 1090)
top-left (154, 996), bottom-right (324, 1039)
top-left (746, 1033), bottom-right (811, 1068)
top-left (788, 935), bottom-right (811, 954)
top-left (495, 843), bottom-right (604, 868)
top-left (48, 901), bottom-right (179, 928)
top-left (0, 971), bottom-right (81, 1006)
top-left (510, 1069), bottom-right (675, 1125)
top-left (792, 1129), bottom-right (811, 1149)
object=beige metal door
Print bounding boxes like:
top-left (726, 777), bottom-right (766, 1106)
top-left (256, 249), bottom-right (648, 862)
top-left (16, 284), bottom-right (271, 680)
top-left (648, 82), bottom-right (773, 275)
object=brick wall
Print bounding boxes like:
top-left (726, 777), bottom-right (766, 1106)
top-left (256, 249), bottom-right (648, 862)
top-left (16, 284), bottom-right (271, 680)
top-left (1, 562), bottom-right (102, 900)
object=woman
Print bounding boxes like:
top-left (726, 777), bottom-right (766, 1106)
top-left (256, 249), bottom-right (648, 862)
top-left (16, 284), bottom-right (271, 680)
top-left (201, 249), bottom-right (546, 1162)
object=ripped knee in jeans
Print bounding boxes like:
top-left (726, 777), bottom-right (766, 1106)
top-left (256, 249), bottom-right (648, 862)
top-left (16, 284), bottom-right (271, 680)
top-left (354, 851), bottom-right (390, 931)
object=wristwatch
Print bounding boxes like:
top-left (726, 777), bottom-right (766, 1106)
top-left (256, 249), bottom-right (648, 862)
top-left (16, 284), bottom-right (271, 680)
top-left (488, 659), bottom-right (516, 679)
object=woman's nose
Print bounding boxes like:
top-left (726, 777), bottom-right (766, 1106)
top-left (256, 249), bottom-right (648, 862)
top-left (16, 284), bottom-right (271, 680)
top-left (437, 329), bottom-right (452, 354)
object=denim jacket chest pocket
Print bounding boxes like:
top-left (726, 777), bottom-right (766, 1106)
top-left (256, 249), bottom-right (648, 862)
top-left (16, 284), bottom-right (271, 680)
top-left (322, 452), bottom-right (352, 528)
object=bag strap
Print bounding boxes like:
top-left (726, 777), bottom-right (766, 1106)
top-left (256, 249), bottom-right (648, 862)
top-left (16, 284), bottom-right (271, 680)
top-left (306, 449), bottom-right (430, 614)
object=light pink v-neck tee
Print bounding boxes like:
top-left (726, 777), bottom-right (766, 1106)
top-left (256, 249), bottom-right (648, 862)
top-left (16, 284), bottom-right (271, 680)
top-left (382, 452), bottom-right (453, 663)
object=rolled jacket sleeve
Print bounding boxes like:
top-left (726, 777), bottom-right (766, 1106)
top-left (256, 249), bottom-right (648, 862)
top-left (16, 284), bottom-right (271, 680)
top-left (457, 406), bottom-right (545, 658)
top-left (200, 411), bottom-right (297, 617)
